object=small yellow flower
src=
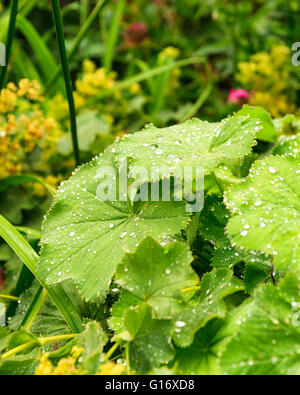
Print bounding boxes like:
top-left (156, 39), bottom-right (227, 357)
top-left (53, 357), bottom-right (77, 376)
top-left (98, 362), bottom-right (125, 376)
top-left (35, 354), bottom-right (54, 376)
top-left (161, 46), bottom-right (180, 59)
top-left (71, 346), bottom-right (85, 359)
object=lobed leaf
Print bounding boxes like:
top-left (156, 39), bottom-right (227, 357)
top-left (225, 155), bottom-right (300, 272)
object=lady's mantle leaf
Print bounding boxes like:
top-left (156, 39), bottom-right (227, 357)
top-left (118, 304), bottom-right (174, 374)
top-left (172, 268), bottom-right (244, 347)
top-left (174, 319), bottom-right (228, 375)
top-left (221, 273), bottom-right (300, 375)
top-left (115, 237), bottom-right (198, 319)
top-left (113, 114), bottom-right (261, 174)
top-left (225, 155), bottom-right (300, 272)
top-left (199, 195), bottom-right (271, 284)
top-left (39, 150), bottom-right (189, 301)
top-left (272, 135), bottom-right (300, 156)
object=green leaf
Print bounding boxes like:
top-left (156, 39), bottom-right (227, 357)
top-left (77, 321), bottom-right (108, 374)
top-left (57, 110), bottom-right (111, 155)
top-left (199, 195), bottom-right (271, 272)
top-left (0, 350), bottom-right (38, 375)
top-left (48, 321), bottom-right (107, 375)
top-left (244, 261), bottom-right (273, 293)
top-left (119, 304), bottom-right (174, 374)
top-left (172, 268), bottom-right (244, 347)
top-left (115, 238), bottom-right (198, 319)
top-left (39, 150), bottom-right (189, 301)
top-left (0, 174), bottom-right (55, 196)
top-left (109, 290), bottom-right (140, 336)
top-left (9, 281), bottom-right (70, 337)
top-left (0, 327), bottom-right (10, 353)
top-left (174, 319), bottom-right (228, 375)
top-left (272, 135), bottom-right (300, 156)
top-left (273, 114), bottom-right (300, 136)
top-left (236, 105), bottom-right (278, 142)
top-left (0, 303), bottom-right (5, 327)
top-left (225, 155), bottom-right (300, 272)
top-left (113, 114), bottom-right (261, 175)
top-left (221, 273), bottom-right (300, 375)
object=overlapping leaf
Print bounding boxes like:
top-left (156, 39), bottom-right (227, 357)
top-left (272, 134), bottom-right (300, 156)
top-left (199, 195), bottom-right (271, 285)
top-left (172, 268), bottom-right (244, 347)
top-left (115, 237), bottom-right (198, 319)
top-left (39, 150), bottom-right (189, 301)
top-left (117, 304), bottom-right (174, 374)
top-left (174, 319), bottom-right (228, 375)
top-left (221, 273), bottom-right (300, 375)
top-left (113, 114), bottom-right (261, 175)
top-left (225, 155), bottom-right (300, 272)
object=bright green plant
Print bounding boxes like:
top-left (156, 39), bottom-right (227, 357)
top-left (1, 104), bottom-right (300, 375)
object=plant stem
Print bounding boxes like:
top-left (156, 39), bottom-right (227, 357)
top-left (20, 287), bottom-right (47, 331)
top-left (211, 171), bottom-right (224, 194)
top-left (51, 0), bottom-right (80, 166)
top-left (182, 286), bottom-right (201, 294)
top-left (105, 342), bottom-right (120, 361)
top-left (125, 343), bottom-right (130, 375)
top-left (2, 334), bottom-right (77, 360)
top-left (81, 57), bottom-right (205, 110)
top-left (104, 0), bottom-right (126, 72)
top-left (271, 264), bottom-right (276, 286)
top-left (0, 215), bottom-right (84, 333)
top-left (0, 294), bottom-right (19, 302)
top-left (45, 0), bottom-right (108, 94)
top-left (1, 341), bottom-right (37, 361)
top-left (0, 0), bottom-right (19, 90)
top-left (39, 334), bottom-right (77, 346)
top-left (180, 81), bottom-right (213, 122)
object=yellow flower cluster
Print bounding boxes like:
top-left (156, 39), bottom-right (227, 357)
top-left (0, 80), bottom-right (65, 180)
top-left (97, 362), bottom-right (125, 376)
top-left (35, 346), bottom-right (84, 376)
top-left (35, 346), bottom-right (124, 376)
top-left (237, 44), bottom-right (296, 117)
top-left (0, 80), bottom-right (42, 114)
top-left (76, 60), bottom-right (117, 97)
top-left (48, 60), bottom-right (120, 122)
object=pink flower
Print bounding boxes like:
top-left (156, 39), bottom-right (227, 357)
top-left (228, 88), bottom-right (249, 104)
top-left (124, 23), bottom-right (149, 48)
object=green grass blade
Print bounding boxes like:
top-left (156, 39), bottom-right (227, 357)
top-left (180, 81), bottom-right (213, 122)
top-left (0, 0), bottom-right (18, 89)
top-left (16, 16), bottom-right (63, 90)
top-left (0, 174), bottom-right (56, 196)
top-left (83, 57), bottom-right (205, 108)
top-left (0, 215), bottom-right (84, 333)
top-left (13, 44), bottom-right (42, 82)
top-left (51, 0), bottom-right (80, 166)
top-left (19, 286), bottom-right (47, 331)
top-left (103, 0), bottom-right (125, 72)
top-left (44, 0), bottom-right (108, 94)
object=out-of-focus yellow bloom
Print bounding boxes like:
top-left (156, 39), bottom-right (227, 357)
top-left (98, 362), bottom-right (125, 376)
top-left (0, 81), bottom-right (66, 179)
top-left (161, 46), bottom-right (180, 59)
top-left (35, 354), bottom-right (54, 376)
top-left (76, 61), bottom-right (116, 97)
top-left (129, 82), bottom-right (141, 94)
top-left (53, 357), bottom-right (78, 375)
top-left (237, 44), bottom-right (296, 117)
top-left (71, 346), bottom-right (85, 359)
